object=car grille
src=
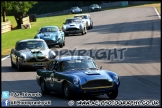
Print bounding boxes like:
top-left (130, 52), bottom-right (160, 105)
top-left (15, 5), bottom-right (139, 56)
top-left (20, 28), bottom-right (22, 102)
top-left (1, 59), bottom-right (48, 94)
top-left (81, 79), bottom-right (113, 89)
top-left (66, 28), bottom-right (79, 31)
top-left (26, 57), bottom-right (49, 62)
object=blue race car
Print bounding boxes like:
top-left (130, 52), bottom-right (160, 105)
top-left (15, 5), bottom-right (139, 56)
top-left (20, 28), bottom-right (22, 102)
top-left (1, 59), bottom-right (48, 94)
top-left (36, 56), bottom-right (120, 99)
top-left (34, 26), bottom-right (65, 48)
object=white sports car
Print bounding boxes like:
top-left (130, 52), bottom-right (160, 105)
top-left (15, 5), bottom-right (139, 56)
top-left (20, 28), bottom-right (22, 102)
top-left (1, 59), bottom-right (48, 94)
top-left (74, 14), bottom-right (93, 30)
top-left (62, 18), bottom-right (87, 36)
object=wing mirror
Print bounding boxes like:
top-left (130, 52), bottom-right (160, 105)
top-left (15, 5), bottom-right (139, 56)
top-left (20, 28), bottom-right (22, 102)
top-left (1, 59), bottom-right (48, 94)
top-left (100, 66), bottom-right (102, 70)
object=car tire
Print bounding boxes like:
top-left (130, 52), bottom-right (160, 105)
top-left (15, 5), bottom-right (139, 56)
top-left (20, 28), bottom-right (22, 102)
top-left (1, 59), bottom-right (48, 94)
top-left (17, 60), bottom-right (23, 71)
top-left (59, 42), bottom-right (63, 48)
top-left (84, 27), bottom-right (87, 34)
top-left (107, 89), bottom-right (118, 99)
top-left (81, 29), bottom-right (85, 35)
top-left (40, 78), bottom-right (50, 95)
top-left (63, 41), bottom-right (65, 46)
top-left (11, 57), bottom-right (16, 68)
top-left (65, 33), bottom-right (68, 36)
top-left (63, 82), bottom-right (72, 98)
top-left (91, 24), bottom-right (93, 29)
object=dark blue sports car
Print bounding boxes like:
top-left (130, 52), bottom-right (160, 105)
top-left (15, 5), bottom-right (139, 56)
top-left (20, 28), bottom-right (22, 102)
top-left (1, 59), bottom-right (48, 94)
top-left (36, 56), bottom-right (120, 99)
top-left (34, 26), bottom-right (65, 48)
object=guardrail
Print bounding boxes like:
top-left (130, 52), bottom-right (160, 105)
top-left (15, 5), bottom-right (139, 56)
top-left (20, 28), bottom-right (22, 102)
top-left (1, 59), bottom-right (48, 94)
top-left (33, 1), bottom-right (156, 18)
top-left (1, 21), bottom-right (11, 34)
top-left (36, 1), bottom-right (126, 18)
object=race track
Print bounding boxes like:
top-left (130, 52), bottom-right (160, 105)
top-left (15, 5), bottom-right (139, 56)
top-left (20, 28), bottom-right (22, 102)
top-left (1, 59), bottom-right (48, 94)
top-left (2, 7), bottom-right (161, 107)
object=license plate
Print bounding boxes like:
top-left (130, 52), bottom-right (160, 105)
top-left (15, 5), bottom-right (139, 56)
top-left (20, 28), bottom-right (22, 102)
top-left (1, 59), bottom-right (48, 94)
top-left (70, 31), bottom-right (75, 33)
top-left (34, 63), bottom-right (42, 66)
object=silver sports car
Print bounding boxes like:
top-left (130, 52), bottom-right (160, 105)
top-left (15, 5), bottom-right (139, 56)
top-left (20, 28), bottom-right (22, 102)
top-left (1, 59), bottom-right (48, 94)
top-left (62, 18), bottom-right (87, 36)
top-left (10, 39), bottom-right (56, 71)
top-left (74, 14), bottom-right (93, 30)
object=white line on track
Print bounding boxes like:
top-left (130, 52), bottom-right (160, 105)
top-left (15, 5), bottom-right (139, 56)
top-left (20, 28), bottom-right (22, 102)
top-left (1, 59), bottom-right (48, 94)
top-left (154, 7), bottom-right (161, 19)
top-left (1, 55), bottom-right (10, 61)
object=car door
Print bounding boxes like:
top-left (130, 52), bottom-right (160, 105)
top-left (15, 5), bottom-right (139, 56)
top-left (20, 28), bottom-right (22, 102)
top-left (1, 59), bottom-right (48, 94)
top-left (45, 61), bottom-right (56, 91)
top-left (52, 61), bottom-right (64, 93)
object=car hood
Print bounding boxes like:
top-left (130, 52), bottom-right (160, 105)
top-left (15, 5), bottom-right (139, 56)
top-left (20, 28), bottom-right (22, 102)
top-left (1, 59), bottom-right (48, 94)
top-left (65, 23), bottom-right (80, 28)
top-left (19, 48), bottom-right (50, 59)
top-left (37, 32), bottom-right (58, 39)
top-left (64, 69), bottom-right (113, 81)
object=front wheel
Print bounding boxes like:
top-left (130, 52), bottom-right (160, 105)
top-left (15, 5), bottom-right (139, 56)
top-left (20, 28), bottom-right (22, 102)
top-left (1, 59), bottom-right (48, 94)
top-left (59, 42), bottom-right (63, 48)
top-left (11, 57), bottom-right (16, 68)
top-left (40, 79), bottom-right (50, 95)
top-left (107, 89), bottom-right (118, 99)
top-left (63, 82), bottom-right (72, 98)
top-left (17, 60), bottom-right (23, 71)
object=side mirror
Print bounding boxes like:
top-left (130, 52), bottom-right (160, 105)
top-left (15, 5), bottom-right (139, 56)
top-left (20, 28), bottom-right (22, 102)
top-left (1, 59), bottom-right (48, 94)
top-left (100, 66), bottom-right (102, 70)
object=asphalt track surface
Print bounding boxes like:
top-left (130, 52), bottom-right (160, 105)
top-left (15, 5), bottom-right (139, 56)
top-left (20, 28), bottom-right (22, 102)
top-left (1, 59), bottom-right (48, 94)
top-left (1, 7), bottom-right (161, 107)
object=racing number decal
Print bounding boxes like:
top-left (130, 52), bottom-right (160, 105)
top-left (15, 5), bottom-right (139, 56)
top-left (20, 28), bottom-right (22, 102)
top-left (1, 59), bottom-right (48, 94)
top-left (50, 73), bottom-right (54, 87)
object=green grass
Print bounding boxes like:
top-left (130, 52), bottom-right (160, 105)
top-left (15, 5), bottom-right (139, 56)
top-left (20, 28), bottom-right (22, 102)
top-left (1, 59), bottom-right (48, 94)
top-left (1, 2), bottom-right (161, 57)
top-left (1, 14), bottom-right (74, 56)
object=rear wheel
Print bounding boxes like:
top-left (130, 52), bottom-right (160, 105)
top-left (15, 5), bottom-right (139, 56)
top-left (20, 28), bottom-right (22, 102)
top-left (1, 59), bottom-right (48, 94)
top-left (107, 89), bottom-right (118, 99)
top-left (63, 41), bottom-right (65, 46)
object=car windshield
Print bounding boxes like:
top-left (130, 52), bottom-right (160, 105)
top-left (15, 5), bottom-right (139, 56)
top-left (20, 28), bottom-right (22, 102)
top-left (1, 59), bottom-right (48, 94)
top-left (59, 59), bottom-right (97, 71)
top-left (74, 15), bottom-right (88, 19)
top-left (92, 4), bottom-right (99, 7)
top-left (17, 41), bottom-right (48, 50)
top-left (40, 27), bottom-right (58, 33)
top-left (65, 19), bottom-right (81, 24)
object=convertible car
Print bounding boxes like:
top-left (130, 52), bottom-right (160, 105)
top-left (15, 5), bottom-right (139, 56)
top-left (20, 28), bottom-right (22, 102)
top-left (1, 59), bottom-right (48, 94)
top-left (36, 56), bottom-right (120, 99)
top-left (89, 4), bottom-right (102, 12)
top-left (10, 39), bottom-right (56, 71)
top-left (62, 18), bottom-right (87, 36)
top-left (74, 14), bottom-right (93, 29)
top-left (34, 26), bottom-right (65, 48)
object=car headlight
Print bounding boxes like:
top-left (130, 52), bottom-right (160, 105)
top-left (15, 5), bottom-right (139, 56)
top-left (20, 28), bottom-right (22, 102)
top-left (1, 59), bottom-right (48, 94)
top-left (49, 51), bottom-right (56, 59)
top-left (113, 76), bottom-right (119, 82)
top-left (80, 25), bottom-right (83, 29)
top-left (20, 54), bottom-right (26, 61)
top-left (56, 36), bottom-right (60, 41)
top-left (73, 78), bottom-right (79, 85)
top-left (92, 7), bottom-right (94, 9)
